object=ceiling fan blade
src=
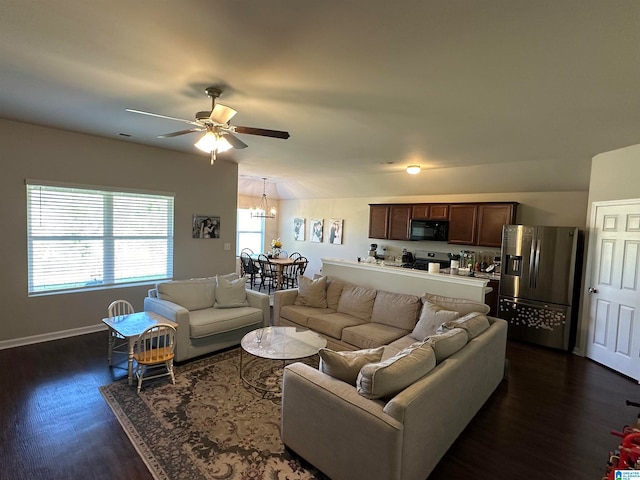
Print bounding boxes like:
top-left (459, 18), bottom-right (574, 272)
top-left (210, 104), bottom-right (237, 125)
top-left (126, 108), bottom-right (201, 126)
top-left (222, 132), bottom-right (248, 149)
top-left (233, 126), bottom-right (290, 139)
top-left (157, 128), bottom-right (204, 138)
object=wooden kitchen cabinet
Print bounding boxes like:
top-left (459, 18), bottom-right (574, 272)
top-left (388, 205), bottom-right (412, 240)
top-left (477, 203), bottom-right (517, 248)
top-left (411, 204), bottom-right (449, 220)
top-left (448, 202), bottom-right (517, 247)
top-left (486, 279), bottom-right (499, 316)
top-left (368, 204), bottom-right (389, 239)
top-left (448, 204), bottom-right (479, 245)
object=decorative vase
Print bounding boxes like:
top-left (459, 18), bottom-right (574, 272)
top-left (272, 247), bottom-right (281, 258)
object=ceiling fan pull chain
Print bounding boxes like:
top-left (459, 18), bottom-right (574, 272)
top-left (211, 149), bottom-right (216, 165)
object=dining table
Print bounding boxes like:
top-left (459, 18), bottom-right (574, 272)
top-left (251, 254), bottom-right (295, 290)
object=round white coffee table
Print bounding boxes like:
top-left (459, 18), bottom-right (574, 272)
top-left (240, 326), bottom-right (327, 394)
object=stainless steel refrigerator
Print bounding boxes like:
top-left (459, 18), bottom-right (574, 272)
top-left (498, 225), bottom-right (582, 351)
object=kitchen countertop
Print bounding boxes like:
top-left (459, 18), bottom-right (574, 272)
top-left (439, 268), bottom-right (501, 281)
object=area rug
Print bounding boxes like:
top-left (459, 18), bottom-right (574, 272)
top-left (99, 348), bottom-right (327, 480)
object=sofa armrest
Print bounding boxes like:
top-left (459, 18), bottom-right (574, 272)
top-left (282, 362), bottom-right (403, 480)
top-left (246, 289), bottom-right (270, 327)
top-left (273, 289), bottom-right (298, 321)
top-left (144, 296), bottom-right (192, 361)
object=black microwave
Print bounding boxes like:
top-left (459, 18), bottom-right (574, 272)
top-left (409, 219), bottom-right (449, 241)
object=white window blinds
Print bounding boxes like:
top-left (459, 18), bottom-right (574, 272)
top-left (26, 182), bottom-right (174, 295)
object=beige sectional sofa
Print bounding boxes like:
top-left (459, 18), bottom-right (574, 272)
top-left (144, 274), bottom-right (270, 362)
top-left (275, 275), bottom-right (508, 480)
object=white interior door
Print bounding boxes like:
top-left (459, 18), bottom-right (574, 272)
top-left (584, 199), bottom-right (640, 383)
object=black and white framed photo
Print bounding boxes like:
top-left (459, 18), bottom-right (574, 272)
top-left (192, 215), bottom-right (220, 239)
top-left (310, 218), bottom-right (323, 243)
top-left (328, 218), bottom-right (343, 244)
top-left (293, 217), bottom-right (305, 241)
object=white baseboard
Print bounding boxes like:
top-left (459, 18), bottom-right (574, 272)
top-left (0, 324), bottom-right (107, 350)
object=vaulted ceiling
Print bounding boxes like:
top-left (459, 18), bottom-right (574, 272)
top-left (2, 1), bottom-right (638, 199)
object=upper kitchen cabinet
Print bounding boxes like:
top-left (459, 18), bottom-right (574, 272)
top-left (388, 205), bottom-right (412, 240)
top-left (369, 204), bottom-right (390, 239)
top-left (448, 204), bottom-right (479, 245)
top-left (476, 203), bottom-right (518, 247)
top-left (411, 204), bottom-right (449, 220)
top-left (448, 202), bottom-right (518, 247)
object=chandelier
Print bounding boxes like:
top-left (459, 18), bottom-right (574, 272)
top-left (251, 178), bottom-right (276, 219)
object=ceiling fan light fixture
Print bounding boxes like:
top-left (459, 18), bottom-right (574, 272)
top-left (194, 131), bottom-right (218, 153)
top-left (406, 165), bottom-right (421, 175)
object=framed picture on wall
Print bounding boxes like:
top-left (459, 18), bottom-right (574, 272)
top-left (192, 215), bottom-right (220, 239)
top-left (294, 217), bottom-right (305, 241)
top-left (328, 218), bottom-right (343, 244)
top-left (310, 218), bottom-right (323, 243)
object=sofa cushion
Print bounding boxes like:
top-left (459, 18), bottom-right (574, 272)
top-left (157, 279), bottom-right (216, 310)
top-left (357, 342), bottom-right (436, 400)
top-left (319, 346), bottom-right (385, 385)
top-left (280, 305), bottom-right (336, 328)
top-left (370, 291), bottom-right (421, 330)
top-left (410, 300), bottom-right (461, 341)
top-left (337, 285), bottom-right (377, 320)
top-left (189, 307), bottom-right (262, 338)
top-left (437, 311), bottom-right (491, 340)
top-left (342, 323), bottom-right (411, 350)
top-left (214, 275), bottom-right (249, 308)
top-left (294, 275), bottom-right (328, 308)
top-left (422, 293), bottom-right (490, 315)
top-left (425, 328), bottom-right (468, 362)
top-left (307, 312), bottom-right (367, 340)
top-left (326, 279), bottom-right (346, 310)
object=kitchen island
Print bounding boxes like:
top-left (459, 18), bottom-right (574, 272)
top-left (321, 258), bottom-right (492, 303)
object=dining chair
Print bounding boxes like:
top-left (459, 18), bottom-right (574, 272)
top-left (240, 251), bottom-right (260, 288)
top-left (289, 252), bottom-right (302, 260)
top-left (240, 247), bottom-right (254, 255)
top-left (133, 323), bottom-right (177, 394)
top-left (107, 300), bottom-right (134, 366)
top-left (257, 254), bottom-right (278, 293)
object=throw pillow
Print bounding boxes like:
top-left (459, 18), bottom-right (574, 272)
top-left (318, 346), bottom-right (385, 385)
top-left (157, 279), bottom-right (216, 310)
top-left (437, 311), bottom-right (490, 340)
top-left (214, 275), bottom-right (249, 308)
top-left (294, 275), bottom-right (328, 308)
top-left (422, 293), bottom-right (491, 315)
top-left (356, 342), bottom-right (436, 399)
top-left (425, 328), bottom-right (468, 362)
top-left (410, 300), bottom-right (460, 341)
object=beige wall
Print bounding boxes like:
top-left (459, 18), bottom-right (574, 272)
top-left (0, 119), bottom-right (239, 345)
top-left (278, 191), bottom-right (589, 278)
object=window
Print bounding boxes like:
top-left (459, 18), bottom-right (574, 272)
top-left (26, 181), bottom-right (174, 295)
top-left (236, 208), bottom-right (264, 255)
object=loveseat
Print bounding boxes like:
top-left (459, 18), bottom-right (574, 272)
top-left (275, 275), bottom-right (508, 480)
top-left (144, 274), bottom-right (270, 362)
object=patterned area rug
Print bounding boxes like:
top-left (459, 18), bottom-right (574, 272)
top-left (99, 348), bottom-right (327, 480)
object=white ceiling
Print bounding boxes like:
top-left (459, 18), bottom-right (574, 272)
top-left (1, 1), bottom-right (638, 199)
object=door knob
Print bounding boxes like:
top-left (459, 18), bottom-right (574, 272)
top-left (588, 287), bottom-right (598, 293)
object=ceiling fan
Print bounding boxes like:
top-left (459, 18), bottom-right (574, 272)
top-left (126, 86), bottom-right (290, 164)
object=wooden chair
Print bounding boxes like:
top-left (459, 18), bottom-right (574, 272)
top-left (240, 247), bottom-right (254, 255)
top-left (289, 252), bottom-right (302, 260)
top-left (107, 300), bottom-right (134, 366)
top-left (240, 251), bottom-right (260, 288)
top-left (133, 323), bottom-right (177, 394)
top-left (257, 254), bottom-right (278, 293)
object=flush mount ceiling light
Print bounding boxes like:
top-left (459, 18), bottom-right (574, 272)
top-left (251, 178), bottom-right (277, 219)
top-left (406, 165), bottom-right (421, 175)
top-left (194, 129), bottom-right (234, 165)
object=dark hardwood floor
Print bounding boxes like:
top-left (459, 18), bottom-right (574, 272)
top-left (1, 330), bottom-right (637, 480)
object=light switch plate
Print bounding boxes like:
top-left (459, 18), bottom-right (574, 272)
top-left (224, 243), bottom-right (231, 250)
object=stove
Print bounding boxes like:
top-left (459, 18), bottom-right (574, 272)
top-left (411, 250), bottom-right (451, 271)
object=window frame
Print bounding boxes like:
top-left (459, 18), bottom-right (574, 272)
top-left (26, 180), bottom-right (175, 296)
